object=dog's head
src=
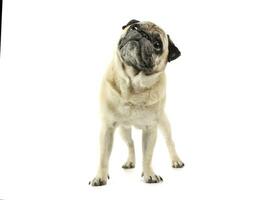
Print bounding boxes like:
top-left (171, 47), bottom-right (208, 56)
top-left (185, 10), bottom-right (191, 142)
top-left (118, 19), bottom-right (180, 75)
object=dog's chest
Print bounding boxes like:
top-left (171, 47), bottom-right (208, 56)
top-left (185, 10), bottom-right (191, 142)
top-left (116, 102), bottom-right (159, 128)
top-left (105, 72), bottom-right (165, 128)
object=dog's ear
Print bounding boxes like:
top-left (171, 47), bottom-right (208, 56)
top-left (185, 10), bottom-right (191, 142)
top-left (167, 35), bottom-right (181, 62)
top-left (122, 19), bottom-right (140, 30)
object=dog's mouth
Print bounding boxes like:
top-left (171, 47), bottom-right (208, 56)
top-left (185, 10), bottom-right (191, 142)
top-left (120, 41), bottom-right (153, 70)
top-left (118, 33), bottom-right (155, 72)
top-left (118, 38), bottom-right (129, 50)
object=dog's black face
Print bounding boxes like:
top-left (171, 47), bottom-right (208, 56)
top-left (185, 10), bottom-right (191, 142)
top-left (118, 23), bottom-right (161, 73)
top-left (118, 20), bottom-right (181, 74)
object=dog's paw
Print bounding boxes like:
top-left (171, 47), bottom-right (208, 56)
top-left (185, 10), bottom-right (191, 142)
top-left (172, 160), bottom-right (185, 168)
top-left (142, 172), bottom-right (163, 184)
top-left (122, 161), bottom-right (135, 169)
top-left (89, 176), bottom-right (108, 187)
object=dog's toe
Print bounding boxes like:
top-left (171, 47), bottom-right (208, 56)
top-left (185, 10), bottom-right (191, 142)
top-left (143, 173), bottom-right (163, 184)
top-left (172, 160), bottom-right (185, 168)
top-left (90, 177), bottom-right (107, 187)
top-left (122, 161), bottom-right (135, 169)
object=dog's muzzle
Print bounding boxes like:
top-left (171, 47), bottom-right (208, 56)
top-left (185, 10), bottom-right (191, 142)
top-left (118, 28), bottom-right (155, 70)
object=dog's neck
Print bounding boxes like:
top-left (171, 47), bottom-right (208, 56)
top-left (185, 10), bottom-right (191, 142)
top-left (126, 65), bottom-right (163, 93)
top-left (105, 54), bottom-right (166, 106)
top-left (114, 54), bottom-right (163, 93)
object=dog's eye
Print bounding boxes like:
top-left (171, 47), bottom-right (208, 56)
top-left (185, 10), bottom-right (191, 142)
top-left (153, 41), bottom-right (162, 50)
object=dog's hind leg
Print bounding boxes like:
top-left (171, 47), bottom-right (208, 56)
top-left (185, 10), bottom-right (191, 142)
top-left (120, 125), bottom-right (135, 169)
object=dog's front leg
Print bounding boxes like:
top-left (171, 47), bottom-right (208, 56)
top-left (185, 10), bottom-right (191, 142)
top-left (90, 123), bottom-right (116, 186)
top-left (159, 113), bottom-right (184, 168)
top-left (142, 126), bottom-right (163, 183)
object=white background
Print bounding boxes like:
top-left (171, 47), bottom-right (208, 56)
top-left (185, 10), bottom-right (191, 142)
top-left (0, 0), bottom-right (269, 199)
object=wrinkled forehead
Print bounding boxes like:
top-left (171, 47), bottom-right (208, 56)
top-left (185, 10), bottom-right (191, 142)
top-left (139, 21), bottom-right (166, 38)
top-left (126, 21), bottom-right (168, 49)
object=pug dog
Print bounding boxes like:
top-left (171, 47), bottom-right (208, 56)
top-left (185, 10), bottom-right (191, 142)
top-left (90, 20), bottom-right (184, 186)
